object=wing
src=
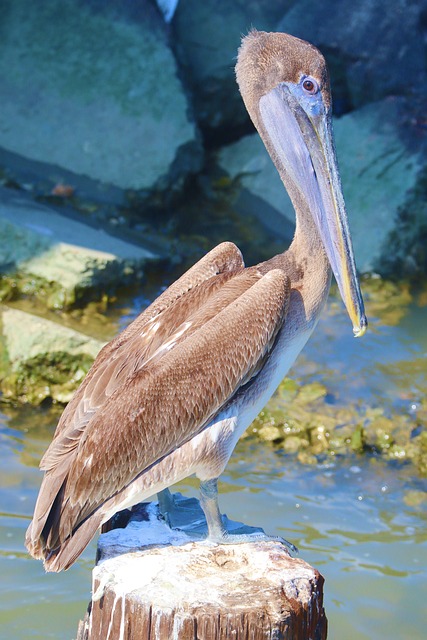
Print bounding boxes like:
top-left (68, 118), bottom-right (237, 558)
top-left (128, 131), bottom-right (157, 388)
top-left (46, 268), bottom-right (290, 550)
top-left (40, 242), bottom-right (244, 471)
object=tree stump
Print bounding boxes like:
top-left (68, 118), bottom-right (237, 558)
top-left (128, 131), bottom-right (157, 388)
top-left (76, 495), bottom-right (327, 640)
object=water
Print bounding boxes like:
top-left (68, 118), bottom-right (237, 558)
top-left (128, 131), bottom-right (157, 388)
top-left (0, 290), bottom-right (426, 639)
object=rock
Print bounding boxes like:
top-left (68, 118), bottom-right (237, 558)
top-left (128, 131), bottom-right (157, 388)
top-left (0, 189), bottom-right (158, 308)
top-left (277, 0), bottom-right (427, 113)
top-left (0, 0), bottom-right (200, 194)
top-left (172, 0), bottom-right (291, 139)
top-left (156, 0), bottom-right (180, 23)
top-left (217, 99), bottom-right (424, 274)
top-left (380, 165), bottom-right (427, 279)
top-left (333, 100), bottom-right (424, 274)
top-left (217, 135), bottom-right (295, 242)
top-left (257, 424), bottom-right (283, 442)
top-left (0, 307), bottom-right (104, 404)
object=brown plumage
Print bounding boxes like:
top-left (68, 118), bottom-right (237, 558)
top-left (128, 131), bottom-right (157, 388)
top-left (26, 30), bottom-right (366, 572)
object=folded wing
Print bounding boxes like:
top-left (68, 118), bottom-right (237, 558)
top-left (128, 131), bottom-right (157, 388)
top-left (26, 250), bottom-right (290, 567)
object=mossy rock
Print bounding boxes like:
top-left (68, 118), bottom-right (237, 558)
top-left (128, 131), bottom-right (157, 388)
top-left (1, 306), bottom-right (104, 404)
top-left (250, 373), bottom-right (427, 477)
top-left (0, 197), bottom-right (159, 310)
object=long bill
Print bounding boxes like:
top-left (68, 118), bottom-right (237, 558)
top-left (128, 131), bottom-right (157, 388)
top-left (259, 83), bottom-right (367, 337)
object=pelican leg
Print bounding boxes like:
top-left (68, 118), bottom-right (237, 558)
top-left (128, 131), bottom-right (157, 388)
top-left (200, 478), bottom-right (298, 554)
top-left (157, 488), bottom-right (175, 527)
top-left (199, 479), bottom-right (227, 539)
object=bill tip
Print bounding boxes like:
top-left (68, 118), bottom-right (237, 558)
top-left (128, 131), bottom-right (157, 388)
top-left (353, 316), bottom-right (368, 338)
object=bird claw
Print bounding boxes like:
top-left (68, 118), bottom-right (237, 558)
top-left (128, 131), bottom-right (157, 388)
top-left (207, 528), bottom-right (298, 554)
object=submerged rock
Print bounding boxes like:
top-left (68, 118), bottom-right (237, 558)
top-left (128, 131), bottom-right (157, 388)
top-left (217, 99), bottom-right (424, 275)
top-left (250, 375), bottom-right (427, 477)
top-left (0, 0), bottom-right (200, 194)
top-left (0, 190), bottom-right (158, 309)
top-left (0, 307), bottom-right (104, 404)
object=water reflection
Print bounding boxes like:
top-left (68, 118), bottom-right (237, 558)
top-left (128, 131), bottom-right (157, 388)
top-left (0, 292), bottom-right (426, 639)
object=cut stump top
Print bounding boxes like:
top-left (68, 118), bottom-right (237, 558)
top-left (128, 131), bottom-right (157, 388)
top-left (78, 498), bottom-right (327, 639)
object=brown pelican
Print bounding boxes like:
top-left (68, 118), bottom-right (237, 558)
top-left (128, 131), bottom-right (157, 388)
top-left (26, 30), bottom-right (366, 572)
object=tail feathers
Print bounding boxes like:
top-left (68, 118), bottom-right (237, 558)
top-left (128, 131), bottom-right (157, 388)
top-left (42, 512), bottom-right (104, 572)
top-left (26, 471), bottom-right (104, 572)
top-left (26, 477), bottom-right (67, 560)
top-left (26, 510), bottom-right (104, 572)
top-left (28, 468), bottom-right (69, 546)
top-left (25, 521), bottom-right (46, 561)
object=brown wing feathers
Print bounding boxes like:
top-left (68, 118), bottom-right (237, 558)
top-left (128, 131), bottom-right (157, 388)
top-left (42, 242), bottom-right (244, 454)
top-left (66, 268), bottom-right (289, 518)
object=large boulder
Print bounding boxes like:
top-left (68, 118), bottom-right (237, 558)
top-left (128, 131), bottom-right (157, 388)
top-left (172, 0), bottom-right (293, 139)
top-left (278, 0), bottom-right (427, 113)
top-left (0, 0), bottom-right (201, 195)
top-left (173, 0), bottom-right (427, 134)
top-left (217, 99), bottom-right (424, 275)
top-left (0, 189), bottom-right (158, 309)
top-left (217, 134), bottom-right (295, 243)
top-left (333, 100), bottom-right (424, 275)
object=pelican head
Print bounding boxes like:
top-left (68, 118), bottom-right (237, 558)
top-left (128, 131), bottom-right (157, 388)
top-left (236, 31), bottom-right (367, 337)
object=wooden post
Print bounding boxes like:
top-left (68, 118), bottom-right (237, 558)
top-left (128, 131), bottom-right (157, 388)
top-left (76, 495), bottom-right (327, 639)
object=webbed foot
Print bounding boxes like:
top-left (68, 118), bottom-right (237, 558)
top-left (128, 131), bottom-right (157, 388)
top-left (207, 516), bottom-right (298, 554)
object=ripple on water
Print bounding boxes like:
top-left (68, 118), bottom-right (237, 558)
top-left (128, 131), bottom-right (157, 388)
top-left (0, 283), bottom-right (426, 639)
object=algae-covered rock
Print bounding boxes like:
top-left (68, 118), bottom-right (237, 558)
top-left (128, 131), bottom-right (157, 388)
top-left (249, 371), bottom-right (427, 477)
top-left (0, 191), bottom-right (158, 309)
top-left (1, 307), bottom-right (104, 404)
top-left (257, 424), bottom-right (283, 443)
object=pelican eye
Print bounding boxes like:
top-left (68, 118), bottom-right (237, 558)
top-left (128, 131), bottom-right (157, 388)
top-left (302, 77), bottom-right (319, 95)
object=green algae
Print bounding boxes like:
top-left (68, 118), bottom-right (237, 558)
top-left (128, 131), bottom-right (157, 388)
top-left (416, 431), bottom-right (427, 477)
top-left (249, 375), bottom-right (427, 477)
top-left (0, 271), bottom-right (77, 310)
top-left (1, 351), bottom-right (94, 405)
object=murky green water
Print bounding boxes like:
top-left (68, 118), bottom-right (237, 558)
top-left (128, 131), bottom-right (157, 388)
top-left (1, 287), bottom-right (426, 639)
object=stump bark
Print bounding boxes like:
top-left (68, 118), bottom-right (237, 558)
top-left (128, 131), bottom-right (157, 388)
top-left (76, 496), bottom-right (327, 640)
